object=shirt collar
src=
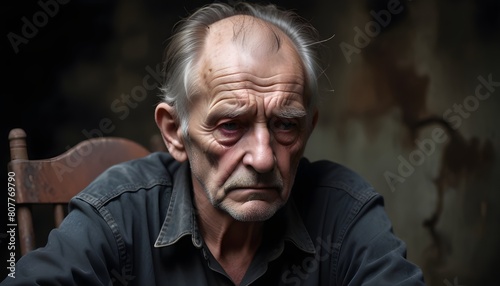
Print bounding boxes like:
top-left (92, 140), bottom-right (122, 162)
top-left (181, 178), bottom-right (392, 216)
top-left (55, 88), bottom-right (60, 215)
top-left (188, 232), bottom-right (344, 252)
top-left (277, 197), bottom-right (316, 254)
top-left (154, 162), bottom-right (202, 248)
top-left (154, 161), bottom-right (315, 255)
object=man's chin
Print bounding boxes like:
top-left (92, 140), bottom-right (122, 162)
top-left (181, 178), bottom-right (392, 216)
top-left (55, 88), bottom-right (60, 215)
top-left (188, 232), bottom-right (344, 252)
top-left (222, 200), bottom-right (284, 222)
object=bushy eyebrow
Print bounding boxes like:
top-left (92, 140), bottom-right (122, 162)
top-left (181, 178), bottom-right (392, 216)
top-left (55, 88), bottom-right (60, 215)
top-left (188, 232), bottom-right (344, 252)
top-left (217, 106), bottom-right (306, 119)
top-left (205, 106), bottom-right (248, 125)
top-left (211, 107), bottom-right (247, 119)
top-left (273, 106), bottom-right (307, 118)
top-left (206, 105), bottom-right (306, 125)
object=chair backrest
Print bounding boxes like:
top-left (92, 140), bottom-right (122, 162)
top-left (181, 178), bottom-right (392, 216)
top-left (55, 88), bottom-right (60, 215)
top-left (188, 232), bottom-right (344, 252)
top-left (8, 128), bottom-right (151, 255)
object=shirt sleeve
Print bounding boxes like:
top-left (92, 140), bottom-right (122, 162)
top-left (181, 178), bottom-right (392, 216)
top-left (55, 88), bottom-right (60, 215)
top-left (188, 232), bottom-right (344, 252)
top-left (336, 195), bottom-right (426, 285)
top-left (0, 199), bottom-right (121, 286)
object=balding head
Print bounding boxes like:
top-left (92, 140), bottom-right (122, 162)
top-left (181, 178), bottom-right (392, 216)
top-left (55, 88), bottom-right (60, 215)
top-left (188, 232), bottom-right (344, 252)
top-left (197, 15), bottom-right (304, 101)
top-left (208, 15), bottom-right (284, 56)
top-left (158, 2), bottom-right (321, 134)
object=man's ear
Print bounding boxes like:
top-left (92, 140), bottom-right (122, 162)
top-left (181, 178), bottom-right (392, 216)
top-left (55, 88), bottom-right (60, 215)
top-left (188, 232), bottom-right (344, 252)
top-left (155, 102), bottom-right (188, 162)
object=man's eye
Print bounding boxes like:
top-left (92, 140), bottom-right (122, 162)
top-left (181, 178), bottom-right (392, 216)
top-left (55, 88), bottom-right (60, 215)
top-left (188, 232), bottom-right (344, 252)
top-left (220, 122), bottom-right (240, 131)
top-left (214, 121), bottom-right (245, 146)
top-left (272, 118), bottom-right (298, 131)
top-left (271, 118), bottom-right (300, 145)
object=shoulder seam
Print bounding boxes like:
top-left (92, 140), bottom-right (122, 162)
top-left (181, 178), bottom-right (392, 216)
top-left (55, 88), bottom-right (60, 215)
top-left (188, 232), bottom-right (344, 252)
top-left (75, 178), bottom-right (172, 210)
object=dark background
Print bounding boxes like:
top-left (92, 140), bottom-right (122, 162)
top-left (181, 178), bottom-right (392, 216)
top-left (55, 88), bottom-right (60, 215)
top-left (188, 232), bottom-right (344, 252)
top-left (2, 0), bottom-right (500, 285)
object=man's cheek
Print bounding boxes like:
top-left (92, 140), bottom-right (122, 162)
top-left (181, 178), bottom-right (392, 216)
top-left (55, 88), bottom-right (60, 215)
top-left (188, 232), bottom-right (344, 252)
top-left (278, 143), bottom-right (303, 164)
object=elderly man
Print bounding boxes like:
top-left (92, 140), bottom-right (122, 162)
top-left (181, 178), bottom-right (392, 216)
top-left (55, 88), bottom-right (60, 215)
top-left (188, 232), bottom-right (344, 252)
top-left (2, 2), bottom-right (425, 286)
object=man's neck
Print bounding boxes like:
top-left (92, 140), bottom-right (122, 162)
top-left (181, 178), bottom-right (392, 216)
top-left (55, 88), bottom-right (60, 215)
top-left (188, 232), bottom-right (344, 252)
top-left (193, 189), bottom-right (263, 285)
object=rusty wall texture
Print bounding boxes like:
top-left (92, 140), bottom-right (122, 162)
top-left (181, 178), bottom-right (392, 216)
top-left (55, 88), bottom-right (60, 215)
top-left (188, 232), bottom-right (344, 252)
top-left (3, 0), bottom-right (500, 284)
top-left (305, 0), bottom-right (500, 285)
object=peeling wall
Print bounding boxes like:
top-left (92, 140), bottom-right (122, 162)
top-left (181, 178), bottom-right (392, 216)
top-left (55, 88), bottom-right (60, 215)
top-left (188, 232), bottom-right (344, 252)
top-left (305, 0), bottom-right (500, 284)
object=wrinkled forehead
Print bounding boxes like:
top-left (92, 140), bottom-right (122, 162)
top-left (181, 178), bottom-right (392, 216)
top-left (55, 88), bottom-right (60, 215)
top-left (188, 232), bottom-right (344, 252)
top-left (198, 15), bottom-right (306, 97)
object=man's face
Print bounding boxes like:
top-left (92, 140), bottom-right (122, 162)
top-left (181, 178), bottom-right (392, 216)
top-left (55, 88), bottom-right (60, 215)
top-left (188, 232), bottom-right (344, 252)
top-left (185, 16), bottom-right (316, 222)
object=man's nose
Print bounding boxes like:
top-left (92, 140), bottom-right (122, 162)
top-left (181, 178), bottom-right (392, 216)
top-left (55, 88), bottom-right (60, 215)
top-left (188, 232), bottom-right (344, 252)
top-left (242, 125), bottom-right (275, 173)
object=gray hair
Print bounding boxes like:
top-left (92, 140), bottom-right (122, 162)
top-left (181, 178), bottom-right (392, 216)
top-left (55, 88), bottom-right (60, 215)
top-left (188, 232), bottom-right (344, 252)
top-left (159, 2), bottom-right (322, 134)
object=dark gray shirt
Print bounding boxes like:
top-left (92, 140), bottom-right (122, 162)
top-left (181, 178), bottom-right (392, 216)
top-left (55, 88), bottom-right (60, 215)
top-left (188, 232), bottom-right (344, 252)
top-left (1, 152), bottom-right (425, 285)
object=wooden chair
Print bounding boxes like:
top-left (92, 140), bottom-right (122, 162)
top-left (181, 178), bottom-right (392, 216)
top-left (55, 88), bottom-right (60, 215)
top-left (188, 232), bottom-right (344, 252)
top-left (8, 128), bottom-right (152, 255)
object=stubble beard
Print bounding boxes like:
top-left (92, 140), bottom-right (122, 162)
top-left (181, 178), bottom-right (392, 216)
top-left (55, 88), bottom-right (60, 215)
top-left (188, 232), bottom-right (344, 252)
top-left (201, 168), bottom-right (286, 222)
